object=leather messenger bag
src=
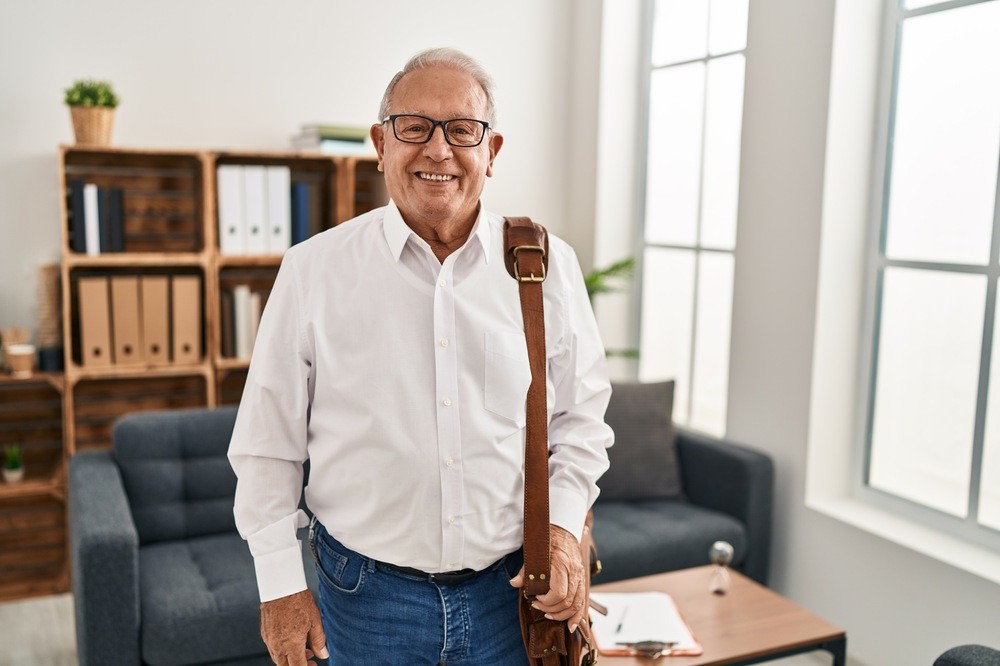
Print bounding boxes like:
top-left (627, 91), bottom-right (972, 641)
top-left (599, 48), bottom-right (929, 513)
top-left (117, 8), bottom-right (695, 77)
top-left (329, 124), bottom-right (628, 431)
top-left (504, 217), bottom-right (601, 666)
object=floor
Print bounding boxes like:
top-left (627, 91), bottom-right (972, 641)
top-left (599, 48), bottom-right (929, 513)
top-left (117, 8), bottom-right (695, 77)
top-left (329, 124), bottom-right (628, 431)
top-left (0, 593), bottom-right (837, 666)
top-left (0, 593), bottom-right (77, 666)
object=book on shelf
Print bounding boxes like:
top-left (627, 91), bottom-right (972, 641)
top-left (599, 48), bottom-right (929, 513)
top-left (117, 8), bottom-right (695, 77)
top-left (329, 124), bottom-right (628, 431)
top-left (298, 123), bottom-right (370, 142)
top-left (290, 135), bottom-right (376, 156)
top-left (224, 284), bottom-right (269, 361)
top-left (69, 180), bottom-right (126, 254)
top-left (290, 182), bottom-right (310, 246)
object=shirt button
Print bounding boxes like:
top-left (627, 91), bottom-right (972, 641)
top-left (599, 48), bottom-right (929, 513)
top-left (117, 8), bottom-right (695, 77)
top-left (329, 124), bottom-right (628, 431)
top-left (445, 458), bottom-right (454, 468)
top-left (440, 338), bottom-right (449, 348)
top-left (448, 516), bottom-right (456, 525)
top-left (442, 397), bottom-right (452, 407)
top-left (439, 279), bottom-right (447, 287)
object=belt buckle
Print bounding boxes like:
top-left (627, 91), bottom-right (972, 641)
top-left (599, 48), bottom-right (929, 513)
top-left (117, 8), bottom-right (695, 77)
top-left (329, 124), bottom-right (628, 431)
top-left (511, 245), bottom-right (546, 283)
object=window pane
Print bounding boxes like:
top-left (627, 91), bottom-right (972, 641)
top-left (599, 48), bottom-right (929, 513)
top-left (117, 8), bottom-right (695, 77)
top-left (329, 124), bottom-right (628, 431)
top-left (645, 63), bottom-right (705, 247)
top-left (652, 0), bottom-right (709, 66)
top-left (640, 247), bottom-right (696, 423)
top-left (689, 252), bottom-right (733, 435)
top-left (978, 296), bottom-right (1000, 531)
top-left (708, 0), bottom-right (749, 54)
top-left (869, 267), bottom-right (986, 517)
top-left (884, 2), bottom-right (1000, 265)
top-left (700, 55), bottom-right (745, 250)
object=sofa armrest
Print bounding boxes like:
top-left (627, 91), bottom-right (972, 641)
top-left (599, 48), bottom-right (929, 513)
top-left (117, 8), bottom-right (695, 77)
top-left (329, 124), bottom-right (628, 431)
top-left (69, 450), bottom-right (141, 666)
top-left (676, 428), bottom-right (774, 584)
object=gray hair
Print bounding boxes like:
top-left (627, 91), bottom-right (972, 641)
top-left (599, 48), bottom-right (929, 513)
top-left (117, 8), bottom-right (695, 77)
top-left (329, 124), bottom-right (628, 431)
top-left (377, 47), bottom-right (498, 128)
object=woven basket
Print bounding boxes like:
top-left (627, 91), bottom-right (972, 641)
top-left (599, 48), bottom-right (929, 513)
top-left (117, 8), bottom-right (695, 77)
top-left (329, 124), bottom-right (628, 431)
top-left (70, 106), bottom-right (115, 146)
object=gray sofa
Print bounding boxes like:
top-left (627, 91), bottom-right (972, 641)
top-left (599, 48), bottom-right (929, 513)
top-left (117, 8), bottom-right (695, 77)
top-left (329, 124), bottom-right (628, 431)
top-left (69, 383), bottom-right (773, 665)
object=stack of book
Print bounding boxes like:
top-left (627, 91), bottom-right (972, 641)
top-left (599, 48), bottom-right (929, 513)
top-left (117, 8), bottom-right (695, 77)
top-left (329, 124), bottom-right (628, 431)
top-left (219, 284), bottom-right (269, 360)
top-left (69, 180), bottom-right (125, 254)
top-left (291, 123), bottom-right (375, 155)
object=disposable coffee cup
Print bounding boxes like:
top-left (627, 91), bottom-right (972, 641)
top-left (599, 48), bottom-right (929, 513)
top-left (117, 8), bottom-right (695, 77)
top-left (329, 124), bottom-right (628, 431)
top-left (6, 344), bottom-right (35, 377)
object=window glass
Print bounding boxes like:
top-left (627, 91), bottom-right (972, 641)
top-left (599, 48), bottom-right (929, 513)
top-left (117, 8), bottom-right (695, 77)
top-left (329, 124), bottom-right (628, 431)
top-left (869, 267), bottom-right (986, 517)
top-left (884, 2), bottom-right (1000, 265)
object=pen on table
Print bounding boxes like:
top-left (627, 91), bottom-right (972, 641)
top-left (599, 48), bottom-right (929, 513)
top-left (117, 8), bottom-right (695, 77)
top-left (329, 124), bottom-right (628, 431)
top-left (615, 606), bottom-right (629, 633)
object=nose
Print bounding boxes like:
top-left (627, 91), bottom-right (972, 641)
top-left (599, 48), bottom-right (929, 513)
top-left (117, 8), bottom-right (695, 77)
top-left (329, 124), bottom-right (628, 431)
top-left (422, 124), bottom-right (453, 161)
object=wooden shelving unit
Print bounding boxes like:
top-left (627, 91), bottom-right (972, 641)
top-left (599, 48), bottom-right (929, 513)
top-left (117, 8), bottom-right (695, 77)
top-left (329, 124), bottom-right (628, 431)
top-left (0, 145), bottom-right (386, 602)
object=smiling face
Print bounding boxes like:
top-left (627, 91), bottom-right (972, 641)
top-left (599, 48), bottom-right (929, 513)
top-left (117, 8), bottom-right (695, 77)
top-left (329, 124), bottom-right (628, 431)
top-left (371, 65), bottom-right (503, 234)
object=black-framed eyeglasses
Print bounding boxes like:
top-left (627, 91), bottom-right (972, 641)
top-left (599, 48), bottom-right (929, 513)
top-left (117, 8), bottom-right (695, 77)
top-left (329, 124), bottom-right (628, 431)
top-left (383, 114), bottom-right (490, 147)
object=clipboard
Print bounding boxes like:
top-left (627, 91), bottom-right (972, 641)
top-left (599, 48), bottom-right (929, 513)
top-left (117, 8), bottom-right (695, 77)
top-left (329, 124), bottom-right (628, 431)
top-left (590, 592), bottom-right (703, 657)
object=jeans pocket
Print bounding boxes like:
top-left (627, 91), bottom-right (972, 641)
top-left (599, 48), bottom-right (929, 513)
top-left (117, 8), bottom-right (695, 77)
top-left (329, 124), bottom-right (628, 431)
top-left (501, 548), bottom-right (525, 581)
top-left (314, 527), bottom-right (366, 595)
top-left (484, 331), bottom-right (532, 427)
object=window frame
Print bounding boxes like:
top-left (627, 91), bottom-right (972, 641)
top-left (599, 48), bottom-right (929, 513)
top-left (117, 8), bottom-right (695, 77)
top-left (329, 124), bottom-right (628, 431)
top-left (634, 0), bottom-right (748, 436)
top-left (856, 0), bottom-right (1000, 552)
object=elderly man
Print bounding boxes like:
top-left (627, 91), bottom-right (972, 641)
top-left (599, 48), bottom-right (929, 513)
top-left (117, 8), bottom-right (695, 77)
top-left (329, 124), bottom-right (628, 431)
top-left (228, 47), bottom-right (613, 665)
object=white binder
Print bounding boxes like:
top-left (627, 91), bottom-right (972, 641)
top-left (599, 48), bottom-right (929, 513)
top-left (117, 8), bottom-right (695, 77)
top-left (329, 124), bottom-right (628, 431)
top-left (243, 166), bottom-right (268, 255)
top-left (217, 165), bottom-right (246, 255)
top-left (265, 166), bottom-right (292, 254)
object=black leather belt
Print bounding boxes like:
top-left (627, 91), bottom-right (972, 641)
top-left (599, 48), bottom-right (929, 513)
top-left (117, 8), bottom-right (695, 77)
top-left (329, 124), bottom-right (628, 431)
top-left (375, 552), bottom-right (511, 585)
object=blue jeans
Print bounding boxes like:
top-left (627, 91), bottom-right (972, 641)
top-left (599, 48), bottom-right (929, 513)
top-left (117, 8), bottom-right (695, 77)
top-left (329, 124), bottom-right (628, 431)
top-left (309, 520), bottom-right (529, 666)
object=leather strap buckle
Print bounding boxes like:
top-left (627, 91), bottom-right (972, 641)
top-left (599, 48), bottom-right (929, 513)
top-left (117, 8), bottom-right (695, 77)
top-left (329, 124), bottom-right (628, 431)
top-left (511, 245), bottom-right (547, 283)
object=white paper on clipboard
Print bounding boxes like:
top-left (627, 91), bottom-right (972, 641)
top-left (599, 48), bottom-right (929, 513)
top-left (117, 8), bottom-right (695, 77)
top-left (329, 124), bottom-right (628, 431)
top-left (589, 592), bottom-right (702, 655)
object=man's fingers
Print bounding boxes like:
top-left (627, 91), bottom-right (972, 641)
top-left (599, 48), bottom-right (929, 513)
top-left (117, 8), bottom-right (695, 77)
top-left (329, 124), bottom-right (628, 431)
top-left (535, 565), bottom-right (569, 607)
top-left (307, 622), bottom-right (329, 660)
top-left (509, 565), bottom-right (525, 588)
top-left (567, 581), bottom-right (587, 631)
top-left (538, 575), bottom-right (585, 621)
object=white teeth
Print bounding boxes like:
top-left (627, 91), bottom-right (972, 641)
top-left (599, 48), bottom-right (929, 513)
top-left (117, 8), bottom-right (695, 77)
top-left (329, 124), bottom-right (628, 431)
top-left (418, 173), bottom-right (454, 182)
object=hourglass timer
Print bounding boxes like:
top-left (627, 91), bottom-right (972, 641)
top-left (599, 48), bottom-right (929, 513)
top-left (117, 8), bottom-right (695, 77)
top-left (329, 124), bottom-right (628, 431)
top-left (709, 540), bottom-right (734, 595)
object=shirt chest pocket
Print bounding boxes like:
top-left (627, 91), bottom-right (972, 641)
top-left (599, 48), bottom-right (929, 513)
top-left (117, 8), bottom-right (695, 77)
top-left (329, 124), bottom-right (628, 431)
top-left (484, 331), bottom-right (532, 428)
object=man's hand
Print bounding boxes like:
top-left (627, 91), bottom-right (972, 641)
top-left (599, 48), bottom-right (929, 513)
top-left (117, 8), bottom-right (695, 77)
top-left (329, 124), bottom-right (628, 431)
top-left (260, 589), bottom-right (330, 665)
top-left (509, 524), bottom-right (586, 633)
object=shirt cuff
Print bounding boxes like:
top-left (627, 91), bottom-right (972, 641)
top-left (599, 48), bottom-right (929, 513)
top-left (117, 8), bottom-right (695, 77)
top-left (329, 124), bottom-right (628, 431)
top-left (254, 543), bottom-right (308, 602)
top-left (549, 486), bottom-right (590, 542)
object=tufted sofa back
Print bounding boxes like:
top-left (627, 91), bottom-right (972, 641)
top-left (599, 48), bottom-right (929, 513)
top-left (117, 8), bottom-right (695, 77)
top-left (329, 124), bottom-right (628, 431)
top-left (112, 406), bottom-right (239, 545)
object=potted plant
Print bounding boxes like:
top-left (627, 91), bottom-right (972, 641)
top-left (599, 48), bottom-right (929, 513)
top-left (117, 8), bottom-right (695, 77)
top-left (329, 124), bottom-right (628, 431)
top-left (64, 79), bottom-right (120, 146)
top-left (2, 444), bottom-right (24, 483)
top-left (585, 257), bottom-right (639, 359)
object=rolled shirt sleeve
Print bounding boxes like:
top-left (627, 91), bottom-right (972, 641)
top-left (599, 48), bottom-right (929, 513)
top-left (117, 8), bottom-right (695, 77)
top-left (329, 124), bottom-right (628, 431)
top-left (227, 250), bottom-right (314, 602)
top-left (547, 246), bottom-right (615, 541)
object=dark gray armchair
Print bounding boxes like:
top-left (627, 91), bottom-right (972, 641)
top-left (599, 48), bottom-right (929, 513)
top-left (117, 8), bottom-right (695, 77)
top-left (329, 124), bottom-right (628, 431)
top-left (69, 406), bottom-right (317, 666)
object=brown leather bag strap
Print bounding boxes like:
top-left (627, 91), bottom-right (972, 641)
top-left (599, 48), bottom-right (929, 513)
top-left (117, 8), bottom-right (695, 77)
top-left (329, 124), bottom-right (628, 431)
top-left (503, 216), bottom-right (551, 599)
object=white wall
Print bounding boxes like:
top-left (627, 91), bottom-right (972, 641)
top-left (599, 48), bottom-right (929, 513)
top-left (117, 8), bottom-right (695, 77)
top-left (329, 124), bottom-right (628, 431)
top-left (0, 0), bottom-right (577, 334)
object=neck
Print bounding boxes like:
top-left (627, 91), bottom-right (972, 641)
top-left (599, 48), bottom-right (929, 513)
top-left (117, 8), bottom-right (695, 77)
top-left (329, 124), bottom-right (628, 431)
top-left (402, 206), bottom-right (479, 263)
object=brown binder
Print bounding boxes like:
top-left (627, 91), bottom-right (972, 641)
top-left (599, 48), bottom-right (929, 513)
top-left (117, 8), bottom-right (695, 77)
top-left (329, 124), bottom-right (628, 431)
top-left (141, 276), bottom-right (170, 366)
top-left (110, 276), bottom-right (142, 366)
top-left (171, 275), bottom-right (202, 365)
top-left (78, 277), bottom-right (113, 367)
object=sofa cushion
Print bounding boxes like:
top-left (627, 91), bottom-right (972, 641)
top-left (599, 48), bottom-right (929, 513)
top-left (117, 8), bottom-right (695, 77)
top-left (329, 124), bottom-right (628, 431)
top-left (114, 407), bottom-right (239, 545)
top-left (599, 381), bottom-right (683, 501)
top-left (591, 499), bottom-right (747, 583)
top-left (139, 530), bottom-right (319, 666)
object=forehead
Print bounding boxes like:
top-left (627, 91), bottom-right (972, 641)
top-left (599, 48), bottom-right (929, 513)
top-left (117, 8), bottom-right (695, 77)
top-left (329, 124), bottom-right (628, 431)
top-left (390, 66), bottom-right (488, 119)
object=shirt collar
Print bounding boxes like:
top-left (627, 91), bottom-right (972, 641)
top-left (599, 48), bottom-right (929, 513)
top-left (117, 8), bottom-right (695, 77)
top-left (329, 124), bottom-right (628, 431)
top-left (382, 199), bottom-right (491, 265)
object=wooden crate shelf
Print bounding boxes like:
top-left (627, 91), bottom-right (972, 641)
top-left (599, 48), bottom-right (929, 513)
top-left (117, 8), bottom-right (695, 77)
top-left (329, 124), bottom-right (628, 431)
top-left (0, 146), bottom-right (386, 603)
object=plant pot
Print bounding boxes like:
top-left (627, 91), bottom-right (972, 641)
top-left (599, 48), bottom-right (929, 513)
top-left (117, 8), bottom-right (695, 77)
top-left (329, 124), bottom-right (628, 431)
top-left (2, 467), bottom-right (24, 483)
top-left (70, 106), bottom-right (115, 146)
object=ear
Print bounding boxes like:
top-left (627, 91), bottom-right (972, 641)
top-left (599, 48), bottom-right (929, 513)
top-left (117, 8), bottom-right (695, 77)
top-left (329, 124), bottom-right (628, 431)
top-left (485, 132), bottom-right (503, 178)
top-left (370, 123), bottom-right (386, 171)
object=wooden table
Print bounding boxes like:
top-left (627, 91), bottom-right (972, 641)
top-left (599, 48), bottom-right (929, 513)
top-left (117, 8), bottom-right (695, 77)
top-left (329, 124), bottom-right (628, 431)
top-left (591, 566), bottom-right (846, 665)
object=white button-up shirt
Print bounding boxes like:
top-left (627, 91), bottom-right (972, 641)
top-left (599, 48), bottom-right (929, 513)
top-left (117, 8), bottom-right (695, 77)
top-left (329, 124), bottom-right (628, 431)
top-left (228, 201), bottom-right (613, 602)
